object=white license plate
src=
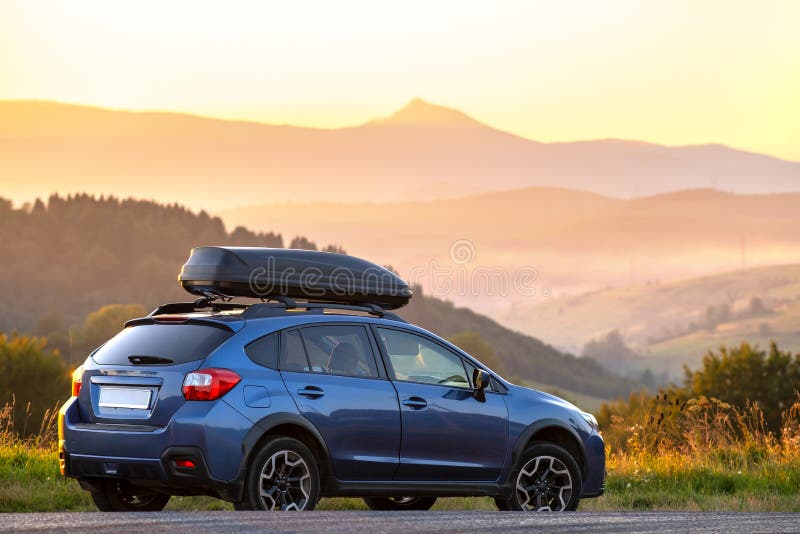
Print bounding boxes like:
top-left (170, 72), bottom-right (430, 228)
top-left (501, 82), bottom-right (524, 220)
top-left (98, 387), bottom-right (151, 409)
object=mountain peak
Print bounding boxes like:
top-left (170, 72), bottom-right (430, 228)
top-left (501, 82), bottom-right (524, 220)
top-left (373, 98), bottom-right (481, 127)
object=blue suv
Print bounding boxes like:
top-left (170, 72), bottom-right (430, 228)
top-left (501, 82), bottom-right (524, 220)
top-left (59, 247), bottom-right (605, 512)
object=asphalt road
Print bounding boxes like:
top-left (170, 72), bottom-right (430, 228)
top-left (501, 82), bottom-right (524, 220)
top-left (2, 512), bottom-right (799, 533)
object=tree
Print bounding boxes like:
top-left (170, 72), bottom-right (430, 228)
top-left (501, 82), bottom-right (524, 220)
top-left (289, 236), bottom-right (317, 250)
top-left (683, 342), bottom-right (800, 433)
top-left (582, 330), bottom-right (639, 371)
top-left (448, 330), bottom-right (507, 376)
top-left (77, 304), bottom-right (148, 355)
top-left (321, 244), bottom-right (347, 254)
top-left (0, 333), bottom-right (70, 435)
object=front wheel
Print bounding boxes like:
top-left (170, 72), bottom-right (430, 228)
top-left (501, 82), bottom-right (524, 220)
top-left (90, 480), bottom-right (170, 511)
top-left (495, 442), bottom-right (582, 511)
top-left (363, 497), bottom-right (437, 510)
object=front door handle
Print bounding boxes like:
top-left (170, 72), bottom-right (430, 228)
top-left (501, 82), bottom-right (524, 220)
top-left (297, 386), bottom-right (324, 399)
top-left (402, 397), bottom-right (428, 409)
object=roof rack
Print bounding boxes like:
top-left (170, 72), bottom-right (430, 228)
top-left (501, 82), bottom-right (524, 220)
top-left (148, 296), bottom-right (407, 323)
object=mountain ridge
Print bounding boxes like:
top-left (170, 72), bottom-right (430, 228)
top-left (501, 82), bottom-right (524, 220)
top-left (3, 99), bottom-right (800, 210)
top-left (4, 98), bottom-right (790, 156)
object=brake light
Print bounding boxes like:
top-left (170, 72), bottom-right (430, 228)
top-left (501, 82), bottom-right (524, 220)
top-left (174, 459), bottom-right (196, 468)
top-left (182, 368), bottom-right (241, 401)
top-left (71, 365), bottom-right (84, 397)
top-left (154, 315), bottom-right (189, 323)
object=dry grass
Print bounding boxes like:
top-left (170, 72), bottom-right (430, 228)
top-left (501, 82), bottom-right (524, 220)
top-left (2, 396), bottom-right (799, 512)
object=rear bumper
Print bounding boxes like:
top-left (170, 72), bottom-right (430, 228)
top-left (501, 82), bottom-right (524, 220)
top-left (59, 396), bottom-right (252, 501)
top-left (65, 446), bottom-right (243, 501)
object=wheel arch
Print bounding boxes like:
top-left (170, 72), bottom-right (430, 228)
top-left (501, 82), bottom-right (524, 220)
top-left (512, 419), bottom-right (587, 480)
top-left (239, 413), bottom-right (333, 493)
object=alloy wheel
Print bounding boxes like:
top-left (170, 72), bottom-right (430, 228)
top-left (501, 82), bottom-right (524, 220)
top-left (515, 455), bottom-right (573, 511)
top-left (258, 449), bottom-right (312, 511)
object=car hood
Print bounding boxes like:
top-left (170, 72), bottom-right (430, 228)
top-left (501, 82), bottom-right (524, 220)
top-left (512, 384), bottom-right (583, 413)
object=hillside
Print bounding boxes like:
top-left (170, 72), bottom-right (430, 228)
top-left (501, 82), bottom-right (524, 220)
top-left (3, 100), bottom-right (800, 211)
top-left (0, 194), bottom-right (638, 399)
top-left (499, 264), bottom-right (800, 377)
top-left (221, 188), bottom-right (800, 306)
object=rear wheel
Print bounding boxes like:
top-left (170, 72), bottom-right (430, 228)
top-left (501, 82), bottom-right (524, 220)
top-left (237, 437), bottom-right (320, 511)
top-left (495, 442), bottom-right (582, 511)
top-left (363, 497), bottom-right (437, 511)
top-left (90, 480), bottom-right (170, 511)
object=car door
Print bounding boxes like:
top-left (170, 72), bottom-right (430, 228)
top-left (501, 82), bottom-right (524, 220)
top-left (374, 326), bottom-right (509, 482)
top-left (279, 323), bottom-right (401, 481)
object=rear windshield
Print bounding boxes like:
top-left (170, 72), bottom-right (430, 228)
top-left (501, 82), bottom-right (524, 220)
top-left (91, 323), bottom-right (233, 365)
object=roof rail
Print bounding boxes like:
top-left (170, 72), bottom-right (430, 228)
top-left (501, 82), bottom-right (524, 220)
top-left (242, 300), bottom-right (407, 323)
top-left (148, 297), bottom-right (407, 323)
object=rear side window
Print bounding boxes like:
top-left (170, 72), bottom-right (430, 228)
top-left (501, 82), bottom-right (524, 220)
top-left (283, 330), bottom-right (310, 372)
top-left (245, 332), bottom-right (279, 369)
top-left (300, 325), bottom-right (379, 378)
top-left (92, 323), bottom-right (233, 365)
top-left (280, 325), bottom-right (379, 378)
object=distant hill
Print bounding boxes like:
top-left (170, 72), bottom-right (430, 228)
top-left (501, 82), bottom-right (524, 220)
top-left (3, 99), bottom-right (800, 210)
top-left (0, 194), bottom-right (639, 400)
top-left (221, 187), bottom-right (800, 305)
top-left (401, 292), bottom-right (637, 399)
top-left (499, 263), bottom-right (800, 377)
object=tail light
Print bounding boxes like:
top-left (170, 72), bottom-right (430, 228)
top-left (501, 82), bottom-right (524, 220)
top-left (71, 365), bottom-right (84, 397)
top-left (182, 368), bottom-right (241, 401)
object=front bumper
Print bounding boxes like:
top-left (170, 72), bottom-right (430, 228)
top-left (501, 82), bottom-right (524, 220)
top-left (581, 433), bottom-right (606, 498)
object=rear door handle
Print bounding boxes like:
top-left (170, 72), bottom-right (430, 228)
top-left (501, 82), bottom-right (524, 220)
top-left (297, 386), bottom-right (324, 398)
top-left (402, 397), bottom-right (428, 409)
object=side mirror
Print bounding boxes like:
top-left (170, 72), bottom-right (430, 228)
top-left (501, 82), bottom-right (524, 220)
top-left (472, 369), bottom-right (490, 402)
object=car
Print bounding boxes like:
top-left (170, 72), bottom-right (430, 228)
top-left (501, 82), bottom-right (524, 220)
top-left (58, 247), bottom-right (605, 512)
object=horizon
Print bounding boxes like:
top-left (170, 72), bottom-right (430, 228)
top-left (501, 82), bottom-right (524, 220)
top-left (4, 97), bottom-right (798, 164)
top-left (6, 179), bottom-right (800, 212)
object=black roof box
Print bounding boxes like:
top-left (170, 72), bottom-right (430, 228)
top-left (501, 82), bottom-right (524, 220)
top-left (178, 247), bottom-right (413, 310)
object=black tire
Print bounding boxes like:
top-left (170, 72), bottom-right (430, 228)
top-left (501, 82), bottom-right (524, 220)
top-left (90, 480), bottom-right (170, 512)
top-left (495, 442), bottom-right (582, 512)
top-left (237, 436), bottom-right (321, 511)
top-left (363, 497), bottom-right (437, 511)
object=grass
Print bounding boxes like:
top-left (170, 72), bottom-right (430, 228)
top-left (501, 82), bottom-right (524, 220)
top-left (3, 439), bottom-right (799, 513)
top-left (581, 453), bottom-right (800, 512)
top-left (2, 393), bottom-right (799, 513)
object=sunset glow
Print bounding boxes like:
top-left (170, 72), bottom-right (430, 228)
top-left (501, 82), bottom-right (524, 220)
top-left (2, 0), bottom-right (799, 160)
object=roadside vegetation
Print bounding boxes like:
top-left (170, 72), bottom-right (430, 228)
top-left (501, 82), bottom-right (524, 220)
top-left (2, 340), bottom-right (798, 512)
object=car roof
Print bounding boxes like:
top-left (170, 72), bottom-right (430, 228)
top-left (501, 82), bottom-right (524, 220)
top-left (135, 304), bottom-right (509, 386)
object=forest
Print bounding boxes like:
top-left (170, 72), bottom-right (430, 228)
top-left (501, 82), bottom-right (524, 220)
top-left (0, 194), bottom-right (640, 414)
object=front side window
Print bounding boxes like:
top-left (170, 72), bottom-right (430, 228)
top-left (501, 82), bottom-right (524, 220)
top-left (281, 325), bottom-right (379, 378)
top-left (377, 328), bottom-right (470, 388)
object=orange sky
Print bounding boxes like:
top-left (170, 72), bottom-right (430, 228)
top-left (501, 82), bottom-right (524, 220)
top-left (2, 1), bottom-right (799, 161)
